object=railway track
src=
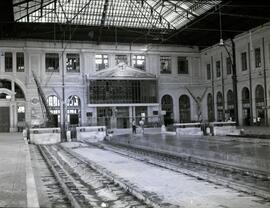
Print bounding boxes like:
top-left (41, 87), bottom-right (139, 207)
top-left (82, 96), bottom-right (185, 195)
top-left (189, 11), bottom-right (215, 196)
top-left (38, 144), bottom-right (157, 208)
top-left (92, 140), bottom-right (270, 200)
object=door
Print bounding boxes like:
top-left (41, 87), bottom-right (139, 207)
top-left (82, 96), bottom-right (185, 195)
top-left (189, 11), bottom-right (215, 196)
top-left (0, 107), bottom-right (10, 132)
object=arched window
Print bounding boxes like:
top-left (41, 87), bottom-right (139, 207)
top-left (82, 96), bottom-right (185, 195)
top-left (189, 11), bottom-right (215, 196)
top-left (207, 93), bottom-right (214, 121)
top-left (161, 95), bottom-right (173, 125)
top-left (255, 85), bottom-right (264, 103)
top-left (241, 87), bottom-right (251, 126)
top-left (179, 95), bottom-right (190, 123)
top-left (227, 90), bottom-right (233, 106)
top-left (216, 92), bottom-right (224, 121)
top-left (67, 95), bottom-right (80, 107)
top-left (242, 87), bottom-right (250, 103)
top-left (47, 95), bottom-right (60, 114)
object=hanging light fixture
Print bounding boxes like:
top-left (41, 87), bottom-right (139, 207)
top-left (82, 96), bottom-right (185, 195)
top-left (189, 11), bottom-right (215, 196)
top-left (218, 6), bottom-right (224, 46)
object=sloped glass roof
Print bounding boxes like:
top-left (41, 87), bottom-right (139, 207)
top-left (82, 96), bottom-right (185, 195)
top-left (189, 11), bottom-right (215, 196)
top-left (13, 0), bottom-right (221, 30)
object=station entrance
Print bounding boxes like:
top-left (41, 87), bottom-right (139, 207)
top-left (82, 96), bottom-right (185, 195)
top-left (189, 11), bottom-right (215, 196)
top-left (0, 79), bottom-right (26, 132)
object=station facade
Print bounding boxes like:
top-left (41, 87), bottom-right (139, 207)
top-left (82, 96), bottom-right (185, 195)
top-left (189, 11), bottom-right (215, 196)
top-left (0, 22), bottom-right (270, 132)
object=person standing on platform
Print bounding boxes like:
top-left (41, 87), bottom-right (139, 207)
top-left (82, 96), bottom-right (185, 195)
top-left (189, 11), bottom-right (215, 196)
top-left (139, 119), bottom-right (144, 134)
top-left (132, 119), bottom-right (136, 134)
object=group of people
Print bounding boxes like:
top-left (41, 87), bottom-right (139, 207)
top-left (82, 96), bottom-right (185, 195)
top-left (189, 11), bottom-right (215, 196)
top-left (132, 119), bottom-right (144, 134)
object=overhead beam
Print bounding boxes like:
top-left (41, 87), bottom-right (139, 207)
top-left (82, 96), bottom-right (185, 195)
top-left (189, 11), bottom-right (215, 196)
top-left (98, 0), bottom-right (109, 43)
top-left (167, 0), bottom-right (198, 18)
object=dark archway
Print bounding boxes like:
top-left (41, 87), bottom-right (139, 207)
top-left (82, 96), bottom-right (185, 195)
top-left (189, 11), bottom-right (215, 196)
top-left (47, 95), bottom-right (60, 127)
top-left (255, 85), bottom-right (265, 125)
top-left (0, 79), bottom-right (26, 132)
top-left (179, 95), bottom-right (191, 123)
top-left (207, 93), bottom-right (214, 122)
top-left (226, 90), bottom-right (234, 121)
top-left (67, 95), bottom-right (81, 126)
top-left (242, 87), bottom-right (251, 126)
top-left (161, 94), bottom-right (174, 125)
top-left (216, 92), bottom-right (224, 121)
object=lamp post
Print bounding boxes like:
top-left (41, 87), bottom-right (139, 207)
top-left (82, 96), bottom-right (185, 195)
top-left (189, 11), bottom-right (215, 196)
top-left (219, 38), bottom-right (239, 125)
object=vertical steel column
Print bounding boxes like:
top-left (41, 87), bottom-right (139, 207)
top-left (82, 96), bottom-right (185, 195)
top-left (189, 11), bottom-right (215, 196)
top-left (231, 39), bottom-right (239, 125)
top-left (248, 42), bottom-right (253, 125)
top-left (211, 56), bottom-right (215, 121)
top-left (221, 52), bottom-right (225, 121)
top-left (61, 41), bottom-right (66, 142)
top-left (262, 37), bottom-right (268, 126)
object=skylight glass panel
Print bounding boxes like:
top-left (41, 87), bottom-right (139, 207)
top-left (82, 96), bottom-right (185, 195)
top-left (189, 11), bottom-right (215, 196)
top-left (13, 0), bottom-right (221, 30)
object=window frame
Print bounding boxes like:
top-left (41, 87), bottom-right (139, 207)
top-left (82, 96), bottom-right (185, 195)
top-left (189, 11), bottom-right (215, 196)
top-left (132, 55), bottom-right (145, 70)
top-left (95, 54), bottom-right (109, 71)
top-left (226, 57), bottom-right (231, 75)
top-left (5, 52), bottom-right (13, 72)
top-left (66, 53), bottom-right (80, 73)
top-left (45, 53), bottom-right (59, 72)
top-left (115, 54), bottom-right (128, 65)
top-left (254, 47), bottom-right (261, 68)
top-left (241, 52), bottom-right (247, 71)
top-left (216, 60), bottom-right (221, 78)
top-left (160, 56), bottom-right (171, 74)
top-left (177, 56), bottom-right (189, 74)
top-left (16, 52), bottom-right (25, 72)
top-left (206, 63), bottom-right (211, 80)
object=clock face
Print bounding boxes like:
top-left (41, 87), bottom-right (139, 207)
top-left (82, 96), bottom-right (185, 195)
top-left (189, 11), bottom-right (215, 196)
top-left (31, 97), bottom-right (39, 105)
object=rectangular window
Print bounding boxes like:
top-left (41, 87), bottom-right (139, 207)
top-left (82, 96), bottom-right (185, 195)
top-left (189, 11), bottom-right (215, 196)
top-left (115, 54), bottom-right (128, 65)
top-left (177, 57), bottom-right (188, 74)
top-left (255, 47), bottom-right (261, 68)
top-left (132, 55), bottom-right (145, 70)
top-left (160, 56), bottom-right (171, 74)
top-left (216, 60), bottom-right (221, 78)
top-left (16, 52), bottom-right (24, 72)
top-left (45, 53), bottom-right (59, 72)
top-left (95, 54), bottom-right (109, 71)
top-left (5, 52), bottom-right (12, 72)
top-left (66, 53), bottom-right (80, 72)
top-left (226, 57), bottom-right (231, 75)
top-left (206, 64), bottom-right (211, 80)
top-left (241, 52), bottom-right (247, 71)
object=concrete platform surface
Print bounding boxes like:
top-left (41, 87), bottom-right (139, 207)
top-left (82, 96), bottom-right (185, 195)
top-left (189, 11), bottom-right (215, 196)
top-left (0, 133), bottom-right (38, 208)
top-left (110, 133), bottom-right (270, 173)
top-left (63, 142), bottom-right (270, 208)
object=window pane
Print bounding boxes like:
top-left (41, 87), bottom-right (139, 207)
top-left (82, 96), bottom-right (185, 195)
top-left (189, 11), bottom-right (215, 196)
top-left (5, 52), bottom-right (13, 72)
top-left (115, 55), bottom-right (128, 64)
top-left (255, 48), bottom-right (261, 68)
top-left (216, 61), bottom-right (221, 77)
top-left (66, 53), bottom-right (80, 72)
top-left (46, 53), bottom-right (59, 72)
top-left (16, 52), bottom-right (24, 72)
top-left (226, 57), bottom-right (231, 75)
top-left (177, 57), bottom-right (188, 74)
top-left (132, 55), bottom-right (145, 70)
top-left (206, 64), bottom-right (211, 80)
top-left (241, 52), bottom-right (247, 71)
top-left (95, 54), bottom-right (109, 71)
top-left (160, 56), bottom-right (171, 74)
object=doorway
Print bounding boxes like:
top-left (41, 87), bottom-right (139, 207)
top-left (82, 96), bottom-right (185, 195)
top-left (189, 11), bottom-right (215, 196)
top-left (0, 107), bottom-right (10, 132)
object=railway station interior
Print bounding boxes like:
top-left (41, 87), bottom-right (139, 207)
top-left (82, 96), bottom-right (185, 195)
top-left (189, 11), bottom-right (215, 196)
top-left (0, 1), bottom-right (270, 208)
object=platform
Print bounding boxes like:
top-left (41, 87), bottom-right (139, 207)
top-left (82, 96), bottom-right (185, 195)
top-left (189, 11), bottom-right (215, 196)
top-left (63, 142), bottom-right (270, 208)
top-left (109, 133), bottom-right (270, 173)
top-left (0, 133), bottom-right (38, 208)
